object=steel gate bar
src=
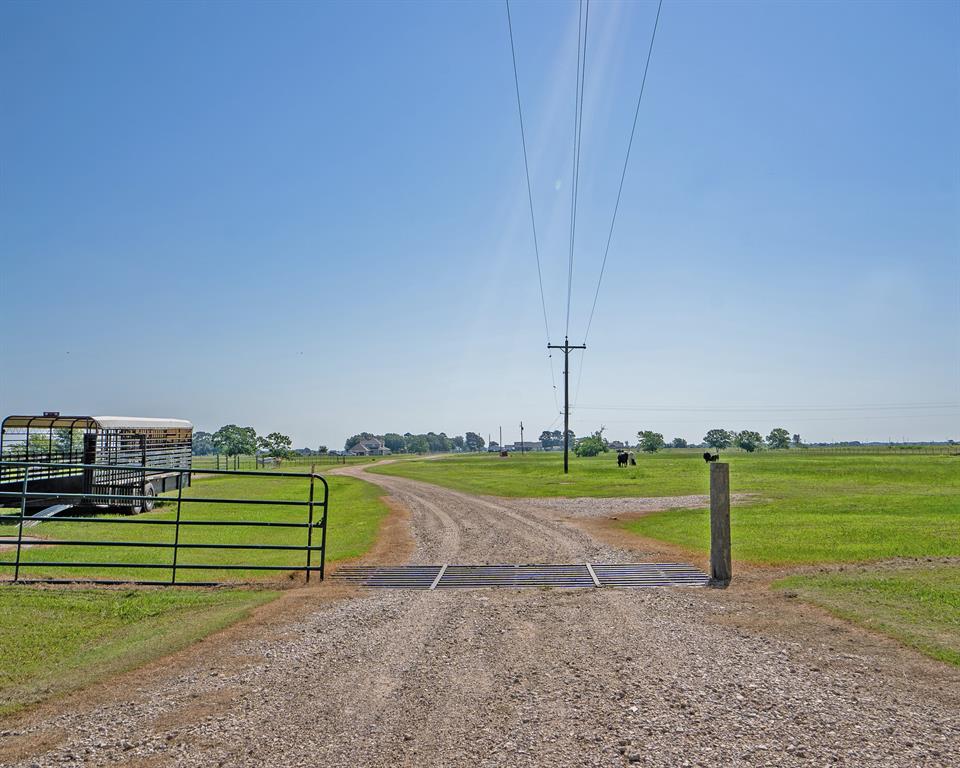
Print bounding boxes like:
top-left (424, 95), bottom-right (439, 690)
top-left (0, 460), bottom-right (330, 587)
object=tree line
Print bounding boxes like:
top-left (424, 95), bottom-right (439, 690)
top-left (344, 431), bottom-right (487, 454)
top-left (192, 425), bottom-right (317, 459)
top-left (572, 426), bottom-right (802, 456)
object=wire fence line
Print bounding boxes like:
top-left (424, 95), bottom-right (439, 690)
top-left (658, 444), bottom-right (959, 458)
top-left (190, 454), bottom-right (389, 471)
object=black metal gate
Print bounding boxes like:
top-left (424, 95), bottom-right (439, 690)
top-left (0, 461), bottom-right (329, 587)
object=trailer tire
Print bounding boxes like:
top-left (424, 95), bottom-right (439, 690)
top-left (131, 482), bottom-right (157, 514)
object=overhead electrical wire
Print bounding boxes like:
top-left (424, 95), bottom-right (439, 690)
top-left (582, 0), bottom-right (664, 345)
top-left (572, 0), bottom-right (662, 415)
top-left (565, 0), bottom-right (590, 339)
top-left (572, 402), bottom-right (960, 413)
top-left (505, 0), bottom-right (561, 414)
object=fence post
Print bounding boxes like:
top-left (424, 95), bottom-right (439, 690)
top-left (170, 470), bottom-right (185, 585)
top-left (305, 465), bottom-right (315, 583)
top-left (710, 462), bottom-right (732, 586)
top-left (13, 467), bottom-right (30, 583)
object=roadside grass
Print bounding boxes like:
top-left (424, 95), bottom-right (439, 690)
top-left (374, 451), bottom-right (960, 565)
top-left (624, 491), bottom-right (959, 565)
top-left (0, 472), bottom-right (391, 715)
top-left (1, 473), bottom-right (390, 583)
top-left (0, 587), bottom-right (275, 715)
top-left (773, 566), bottom-right (960, 667)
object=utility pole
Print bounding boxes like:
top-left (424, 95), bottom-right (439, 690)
top-left (548, 335), bottom-right (586, 474)
top-left (520, 421), bottom-right (524, 456)
top-left (499, 426), bottom-right (503, 452)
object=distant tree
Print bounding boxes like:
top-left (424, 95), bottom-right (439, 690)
top-left (258, 432), bottom-right (293, 459)
top-left (213, 425), bottom-right (257, 457)
top-left (405, 435), bottom-right (430, 454)
top-left (344, 432), bottom-right (376, 452)
top-left (766, 428), bottom-right (791, 450)
top-left (539, 430), bottom-right (564, 449)
top-left (425, 432), bottom-right (453, 452)
top-left (638, 430), bottom-right (666, 453)
top-left (191, 431), bottom-right (215, 456)
top-left (704, 429), bottom-right (734, 451)
top-left (317, 445), bottom-right (328, 454)
top-left (53, 427), bottom-right (85, 455)
top-left (452, 435), bottom-right (465, 451)
top-left (465, 432), bottom-right (485, 452)
top-left (670, 437), bottom-right (688, 449)
top-left (383, 433), bottom-right (405, 453)
top-left (792, 433), bottom-right (802, 448)
top-left (574, 430), bottom-right (606, 457)
top-left (734, 430), bottom-right (763, 453)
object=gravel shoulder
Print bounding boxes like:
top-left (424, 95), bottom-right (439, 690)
top-left (1, 467), bottom-right (958, 767)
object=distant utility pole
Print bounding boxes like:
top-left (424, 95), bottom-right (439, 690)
top-left (499, 426), bottom-right (503, 451)
top-left (520, 421), bottom-right (524, 456)
top-left (548, 336), bottom-right (586, 474)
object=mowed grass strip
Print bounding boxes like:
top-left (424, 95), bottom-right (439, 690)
top-left (773, 566), bottom-right (960, 667)
top-left (0, 472), bottom-right (392, 715)
top-left (0, 473), bottom-right (390, 583)
top-left (375, 451), bottom-right (960, 565)
top-left (0, 587), bottom-right (275, 715)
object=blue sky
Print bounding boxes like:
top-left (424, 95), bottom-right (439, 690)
top-left (1, 0), bottom-right (957, 448)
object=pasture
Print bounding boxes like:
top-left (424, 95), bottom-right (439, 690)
top-left (374, 450), bottom-right (960, 665)
top-left (0, 473), bottom-right (389, 583)
top-left (371, 450), bottom-right (960, 564)
top-left (0, 471), bottom-right (391, 713)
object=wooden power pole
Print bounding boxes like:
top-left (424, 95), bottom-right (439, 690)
top-left (520, 421), bottom-right (524, 456)
top-left (547, 336), bottom-right (586, 474)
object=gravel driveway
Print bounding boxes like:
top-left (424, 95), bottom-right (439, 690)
top-left (1, 468), bottom-right (957, 767)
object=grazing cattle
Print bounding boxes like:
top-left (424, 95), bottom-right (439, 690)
top-left (617, 451), bottom-right (628, 467)
top-left (703, 452), bottom-right (720, 463)
top-left (629, 452), bottom-right (636, 466)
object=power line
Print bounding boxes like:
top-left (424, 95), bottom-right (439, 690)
top-left (582, 0), bottom-right (663, 345)
top-left (505, 0), bottom-right (561, 415)
top-left (505, 0), bottom-right (552, 343)
top-left (565, 0), bottom-right (589, 338)
top-left (573, 402), bottom-right (960, 413)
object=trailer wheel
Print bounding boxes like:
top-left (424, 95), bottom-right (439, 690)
top-left (131, 482), bottom-right (157, 514)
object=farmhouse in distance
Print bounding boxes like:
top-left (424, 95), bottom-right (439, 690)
top-left (345, 436), bottom-right (392, 456)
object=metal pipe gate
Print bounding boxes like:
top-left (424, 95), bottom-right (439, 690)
top-left (0, 461), bottom-right (329, 587)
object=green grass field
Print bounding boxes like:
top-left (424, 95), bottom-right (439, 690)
top-left (1, 473), bottom-right (390, 583)
top-left (373, 451), bottom-right (960, 565)
top-left (374, 450), bottom-right (959, 664)
top-left (0, 587), bottom-right (275, 715)
top-left (774, 566), bottom-right (960, 667)
top-left (0, 471), bottom-right (392, 714)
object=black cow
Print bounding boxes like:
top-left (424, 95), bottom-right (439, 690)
top-left (617, 451), bottom-right (628, 467)
top-left (703, 452), bottom-right (720, 463)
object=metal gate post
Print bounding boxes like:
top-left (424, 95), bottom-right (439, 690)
top-left (305, 468), bottom-right (315, 583)
top-left (13, 467), bottom-right (30, 582)
top-left (318, 479), bottom-right (329, 580)
top-left (170, 470), bottom-right (185, 585)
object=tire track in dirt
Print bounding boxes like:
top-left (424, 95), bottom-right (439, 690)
top-left (2, 465), bottom-right (958, 768)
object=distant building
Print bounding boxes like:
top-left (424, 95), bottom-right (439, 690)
top-left (487, 441), bottom-right (501, 452)
top-left (511, 441), bottom-right (543, 452)
top-left (609, 441), bottom-right (625, 450)
top-left (346, 437), bottom-right (392, 456)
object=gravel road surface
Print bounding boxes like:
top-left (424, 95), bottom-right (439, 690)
top-left (1, 468), bottom-right (957, 767)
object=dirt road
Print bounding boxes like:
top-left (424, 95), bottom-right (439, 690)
top-left (2, 468), bottom-right (958, 767)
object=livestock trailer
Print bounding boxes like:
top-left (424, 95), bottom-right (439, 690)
top-left (0, 413), bottom-right (192, 513)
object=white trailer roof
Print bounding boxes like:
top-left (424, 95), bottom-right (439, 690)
top-left (2, 415), bottom-right (192, 430)
top-left (92, 416), bottom-right (193, 430)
